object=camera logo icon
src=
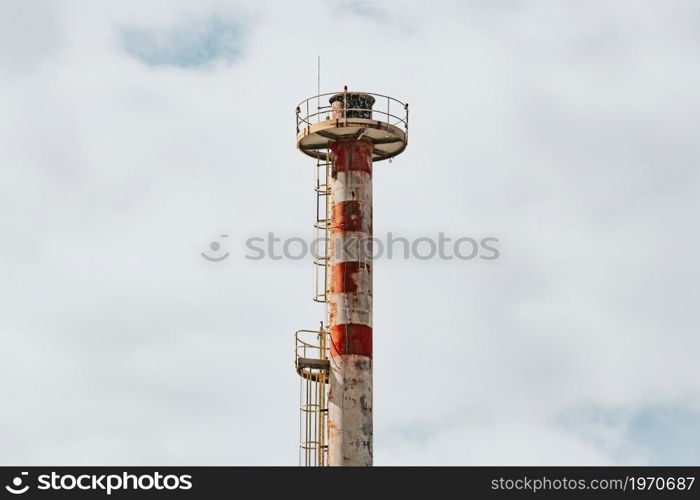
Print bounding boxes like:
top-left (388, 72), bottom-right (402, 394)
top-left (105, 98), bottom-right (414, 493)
top-left (5, 472), bottom-right (29, 494)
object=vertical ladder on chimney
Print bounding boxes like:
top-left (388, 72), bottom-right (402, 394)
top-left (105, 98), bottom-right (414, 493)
top-left (295, 151), bottom-right (332, 466)
top-left (296, 326), bottom-right (330, 466)
top-left (313, 152), bottom-right (331, 305)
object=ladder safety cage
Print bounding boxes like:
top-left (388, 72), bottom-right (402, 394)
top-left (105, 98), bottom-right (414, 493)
top-left (295, 327), bottom-right (330, 467)
top-left (313, 152), bottom-right (331, 304)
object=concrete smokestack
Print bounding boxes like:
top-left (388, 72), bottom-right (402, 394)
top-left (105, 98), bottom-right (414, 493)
top-left (327, 135), bottom-right (374, 466)
top-left (295, 89), bottom-right (408, 467)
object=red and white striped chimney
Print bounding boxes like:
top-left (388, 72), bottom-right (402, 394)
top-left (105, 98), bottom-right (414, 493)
top-left (296, 88), bottom-right (407, 466)
top-left (327, 137), bottom-right (374, 466)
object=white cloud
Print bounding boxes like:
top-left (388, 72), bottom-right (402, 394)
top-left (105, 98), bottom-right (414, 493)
top-left (0, 0), bottom-right (699, 465)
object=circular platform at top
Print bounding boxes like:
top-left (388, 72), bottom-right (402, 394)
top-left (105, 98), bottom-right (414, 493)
top-left (296, 91), bottom-right (409, 162)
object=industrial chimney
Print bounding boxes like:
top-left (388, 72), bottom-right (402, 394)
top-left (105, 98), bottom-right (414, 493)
top-left (294, 88), bottom-right (408, 466)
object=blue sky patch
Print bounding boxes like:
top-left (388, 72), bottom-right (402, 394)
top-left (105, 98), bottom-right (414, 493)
top-left (333, 0), bottom-right (387, 21)
top-left (121, 16), bottom-right (245, 68)
top-left (559, 404), bottom-right (700, 465)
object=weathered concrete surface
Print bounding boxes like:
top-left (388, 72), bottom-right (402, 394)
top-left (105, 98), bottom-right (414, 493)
top-left (327, 138), bottom-right (373, 466)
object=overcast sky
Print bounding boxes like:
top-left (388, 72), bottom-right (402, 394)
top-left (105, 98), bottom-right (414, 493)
top-left (1, 0), bottom-right (699, 465)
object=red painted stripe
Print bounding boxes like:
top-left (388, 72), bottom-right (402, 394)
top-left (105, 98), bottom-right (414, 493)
top-left (330, 324), bottom-right (372, 358)
top-left (330, 139), bottom-right (373, 175)
top-left (330, 261), bottom-right (371, 294)
top-left (331, 200), bottom-right (370, 233)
